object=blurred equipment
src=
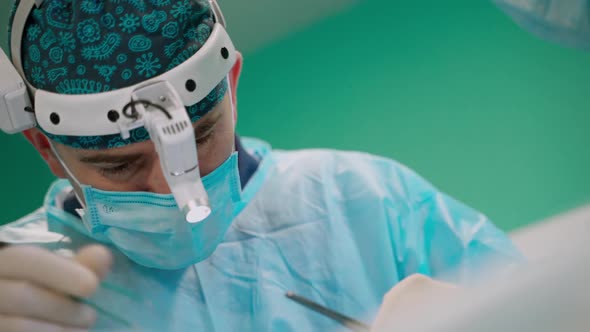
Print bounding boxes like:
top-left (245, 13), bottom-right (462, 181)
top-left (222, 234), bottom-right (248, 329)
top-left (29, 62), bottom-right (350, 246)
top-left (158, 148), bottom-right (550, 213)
top-left (495, 0), bottom-right (590, 51)
top-left (377, 206), bottom-right (590, 332)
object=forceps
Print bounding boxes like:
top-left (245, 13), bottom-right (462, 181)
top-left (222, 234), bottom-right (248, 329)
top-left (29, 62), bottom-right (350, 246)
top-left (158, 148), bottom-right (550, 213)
top-left (286, 292), bottom-right (371, 332)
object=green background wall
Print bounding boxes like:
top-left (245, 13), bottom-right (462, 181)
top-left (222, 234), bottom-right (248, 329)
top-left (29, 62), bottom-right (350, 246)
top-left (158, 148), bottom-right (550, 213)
top-left (1, 0), bottom-right (589, 231)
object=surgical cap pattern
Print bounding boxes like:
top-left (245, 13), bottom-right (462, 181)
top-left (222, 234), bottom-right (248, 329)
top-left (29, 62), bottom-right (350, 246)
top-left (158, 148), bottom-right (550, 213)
top-left (8, 0), bottom-right (228, 150)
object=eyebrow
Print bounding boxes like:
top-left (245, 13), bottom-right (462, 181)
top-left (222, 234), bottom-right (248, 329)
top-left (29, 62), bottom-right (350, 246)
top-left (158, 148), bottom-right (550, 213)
top-left (79, 110), bottom-right (224, 164)
top-left (79, 153), bottom-right (144, 164)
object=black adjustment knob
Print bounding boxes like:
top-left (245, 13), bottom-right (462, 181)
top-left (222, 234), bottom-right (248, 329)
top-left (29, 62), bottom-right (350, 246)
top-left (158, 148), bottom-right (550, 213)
top-left (221, 47), bottom-right (229, 59)
top-left (107, 110), bottom-right (120, 122)
top-left (50, 113), bottom-right (60, 125)
top-left (186, 79), bottom-right (197, 92)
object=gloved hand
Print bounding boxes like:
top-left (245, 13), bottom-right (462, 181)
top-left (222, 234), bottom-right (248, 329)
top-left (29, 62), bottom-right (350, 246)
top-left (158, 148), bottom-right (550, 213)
top-left (371, 274), bottom-right (458, 332)
top-left (0, 245), bottom-right (112, 332)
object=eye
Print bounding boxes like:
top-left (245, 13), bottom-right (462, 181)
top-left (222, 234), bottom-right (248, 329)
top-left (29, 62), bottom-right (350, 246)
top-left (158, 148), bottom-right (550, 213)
top-left (196, 132), bottom-right (213, 145)
top-left (99, 163), bottom-right (133, 177)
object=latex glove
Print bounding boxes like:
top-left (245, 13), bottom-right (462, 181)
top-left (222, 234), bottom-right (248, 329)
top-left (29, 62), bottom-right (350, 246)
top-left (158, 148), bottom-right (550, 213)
top-left (372, 274), bottom-right (458, 332)
top-left (0, 245), bottom-right (112, 332)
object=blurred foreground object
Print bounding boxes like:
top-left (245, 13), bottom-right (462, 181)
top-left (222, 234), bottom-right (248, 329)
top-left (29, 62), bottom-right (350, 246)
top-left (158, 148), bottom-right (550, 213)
top-left (374, 205), bottom-right (590, 332)
top-left (494, 0), bottom-right (590, 51)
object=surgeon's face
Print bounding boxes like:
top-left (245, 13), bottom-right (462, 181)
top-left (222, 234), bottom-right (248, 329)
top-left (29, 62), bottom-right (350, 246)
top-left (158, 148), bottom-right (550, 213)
top-left (47, 94), bottom-right (236, 194)
top-left (26, 53), bottom-right (243, 194)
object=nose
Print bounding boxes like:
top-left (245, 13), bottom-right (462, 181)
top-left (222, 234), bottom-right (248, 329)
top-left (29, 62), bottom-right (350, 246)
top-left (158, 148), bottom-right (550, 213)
top-left (144, 158), bottom-right (172, 194)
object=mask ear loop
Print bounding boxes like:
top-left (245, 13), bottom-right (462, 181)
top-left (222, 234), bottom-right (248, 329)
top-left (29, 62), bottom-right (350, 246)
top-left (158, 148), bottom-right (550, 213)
top-left (48, 140), bottom-right (88, 214)
top-left (225, 75), bottom-right (237, 152)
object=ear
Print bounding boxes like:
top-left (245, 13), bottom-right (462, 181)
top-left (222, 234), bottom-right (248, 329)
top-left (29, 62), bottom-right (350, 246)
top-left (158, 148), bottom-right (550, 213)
top-left (228, 51), bottom-right (243, 121)
top-left (23, 128), bottom-right (67, 178)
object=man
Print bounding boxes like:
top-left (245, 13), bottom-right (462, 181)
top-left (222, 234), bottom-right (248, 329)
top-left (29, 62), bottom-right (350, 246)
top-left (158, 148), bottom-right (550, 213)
top-left (0, 0), bottom-right (520, 331)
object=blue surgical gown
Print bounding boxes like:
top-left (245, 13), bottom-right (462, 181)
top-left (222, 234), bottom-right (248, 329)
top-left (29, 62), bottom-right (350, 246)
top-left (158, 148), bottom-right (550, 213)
top-left (0, 138), bottom-right (520, 331)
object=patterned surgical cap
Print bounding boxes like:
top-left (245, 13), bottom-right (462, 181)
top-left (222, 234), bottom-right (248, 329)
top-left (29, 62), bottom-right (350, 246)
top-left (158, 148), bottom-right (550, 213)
top-left (8, 0), bottom-right (228, 150)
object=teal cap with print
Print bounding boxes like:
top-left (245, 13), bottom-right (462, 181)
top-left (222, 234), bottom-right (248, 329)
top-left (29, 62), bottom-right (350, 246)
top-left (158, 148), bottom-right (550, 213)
top-left (8, 0), bottom-right (228, 150)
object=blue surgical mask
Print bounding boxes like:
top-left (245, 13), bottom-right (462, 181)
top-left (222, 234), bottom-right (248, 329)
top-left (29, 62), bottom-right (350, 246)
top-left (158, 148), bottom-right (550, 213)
top-left (77, 152), bottom-right (243, 270)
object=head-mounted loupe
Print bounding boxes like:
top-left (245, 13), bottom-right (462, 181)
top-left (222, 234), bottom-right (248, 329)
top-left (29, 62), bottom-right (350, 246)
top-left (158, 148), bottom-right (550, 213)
top-left (0, 0), bottom-right (237, 223)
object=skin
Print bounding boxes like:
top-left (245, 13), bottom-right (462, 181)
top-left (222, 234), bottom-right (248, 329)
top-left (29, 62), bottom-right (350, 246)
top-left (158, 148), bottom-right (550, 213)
top-left (24, 53), bottom-right (243, 193)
